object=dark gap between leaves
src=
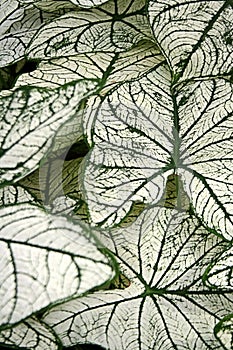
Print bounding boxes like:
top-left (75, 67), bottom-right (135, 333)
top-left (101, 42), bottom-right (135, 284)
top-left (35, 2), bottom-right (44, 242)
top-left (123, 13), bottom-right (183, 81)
top-left (64, 345), bottom-right (106, 350)
top-left (0, 59), bottom-right (39, 91)
top-left (61, 140), bottom-right (90, 161)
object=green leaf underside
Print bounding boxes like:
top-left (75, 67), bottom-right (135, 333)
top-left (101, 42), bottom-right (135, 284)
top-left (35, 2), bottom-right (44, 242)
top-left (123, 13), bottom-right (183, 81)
top-left (43, 207), bottom-right (233, 349)
top-left (83, 63), bottom-right (233, 240)
top-left (0, 79), bottom-right (97, 185)
top-left (0, 316), bottom-right (61, 350)
top-left (149, 0), bottom-right (233, 82)
top-left (26, 0), bottom-right (152, 60)
top-left (19, 157), bottom-right (83, 206)
top-left (0, 204), bottom-right (114, 328)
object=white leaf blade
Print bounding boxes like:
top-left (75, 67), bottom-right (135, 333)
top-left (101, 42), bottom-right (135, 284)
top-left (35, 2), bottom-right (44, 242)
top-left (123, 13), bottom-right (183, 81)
top-left (82, 65), bottom-right (174, 226)
top-left (15, 54), bottom-right (107, 88)
top-left (27, 0), bottom-right (152, 59)
top-left (18, 0), bottom-right (77, 12)
top-left (83, 70), bottom-right (233, 238)
top-left (149, 0), bottom-right (233, 81)
top-left (15, 41), bottom-right (164, 90)
top-left (0, 79), bottom-right (97, 185)
top-left (0, 203), bottom-right (114, 327)
top-left (0, 316), bottom-right (61, 350)
top-left (43, 207), bottom-right (233, 349)
top-left (18, 0), bottom-right (110, 9)
top-left (0, 30), bottom-right (37, 68)
top-left (0, 0), bottom-right (24, 36)
top-left (43, 287), bottom-right (142, 349)
top-left (178, 78), bottom-right (233, 240)
top-left (0, 3), bottom-right (65, 67)
top-left (68, 0), bottom-right (110, 7)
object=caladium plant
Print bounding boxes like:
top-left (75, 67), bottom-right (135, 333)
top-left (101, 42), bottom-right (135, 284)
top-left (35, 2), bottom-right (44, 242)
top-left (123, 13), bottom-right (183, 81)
top-left (0, 0), bottom-right (232, 350)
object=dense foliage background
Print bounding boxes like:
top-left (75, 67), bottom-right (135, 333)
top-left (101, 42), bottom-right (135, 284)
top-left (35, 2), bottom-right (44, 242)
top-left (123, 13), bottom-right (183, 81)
top-left (0, 0), bottom-right (233, 349)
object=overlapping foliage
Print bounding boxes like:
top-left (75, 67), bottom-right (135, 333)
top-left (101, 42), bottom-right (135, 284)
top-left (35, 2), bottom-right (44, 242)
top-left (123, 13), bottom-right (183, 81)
top-left (0, 0), bottom-right (233, 349)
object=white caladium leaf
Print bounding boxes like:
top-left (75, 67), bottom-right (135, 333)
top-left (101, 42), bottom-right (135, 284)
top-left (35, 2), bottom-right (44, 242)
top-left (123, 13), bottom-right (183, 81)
top-left (177, 79), bottom-right (233, 241)
top-left (205, 247), bottom-right (233, 289)
top-left (16, 54), bottom-right (110, 88)
top-left (16, 41), bottom-right (164, 91)
top-left (0, 79), bottom-right (97, 185)
top-left (0, 203), bottom-right (114, 328)
top-left (0, 3), bottom-right (65, 67)
top-left (82, 64), bottom-right (173, 226)
top-left (27, 0), bottom-right (152, 60)
top-left (0, 316), bottom-right (61, 350)
top-left (149, 0), bottom-right (233, 82)
top-left (43, 206), bottom-right (233, 349)
top-left (82, 64), bottom-right (233, 240)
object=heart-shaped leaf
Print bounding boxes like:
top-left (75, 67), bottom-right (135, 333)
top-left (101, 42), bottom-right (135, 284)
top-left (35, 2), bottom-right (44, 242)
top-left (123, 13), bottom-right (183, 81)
top-left (148, 0), bottom-right (233, 82)
top-left (16, 41), bottom-right (164, 90)
top-left (82, 63), bottom-right (233, 241)
top-left (0, 79), bottom-right (97, 185)
top-left (27, 0), bottom-right (152, 60)
top-left (0, 203), bottom-right (114, 328)
top-left (42, 206), bottom-right (233, 349)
